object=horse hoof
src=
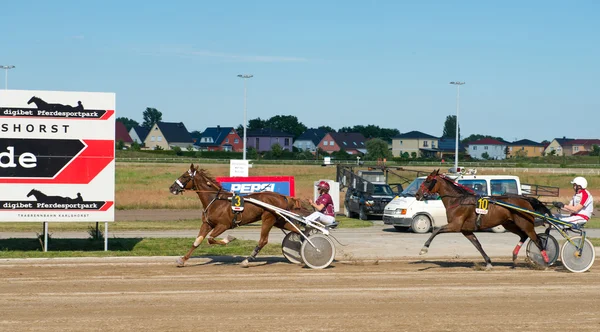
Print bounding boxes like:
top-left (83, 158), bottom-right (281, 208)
top-left (176, 257), bottom-right (186, 267)
top-left (485, 264), bottom-right (493, 271)
top-left (226, 235), bottom-right (237, 242)
top-left (240, 259), bottom-right (249, 268)
top-left (419, 248), bottom-right (428, 255)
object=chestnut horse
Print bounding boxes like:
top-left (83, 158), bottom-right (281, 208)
top-left (169, 163), bottom-right (308, 267)
top-left (415, 169), bottom-right (553, 269)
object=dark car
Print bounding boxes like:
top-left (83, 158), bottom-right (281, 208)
top-left (344, 183), bottom-right (396, 220)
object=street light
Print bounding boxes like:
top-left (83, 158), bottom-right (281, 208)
top-left (0, 65), bottom-right (15, 90)
top-left (237, 74), bottom-right (253, 160)
top-left (449, 81), bottom-right (465, 171)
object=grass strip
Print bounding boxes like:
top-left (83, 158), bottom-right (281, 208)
top-left (0, 217), bottom-right (373, 232)
top-left (0, 237), bottom-right (281, 258)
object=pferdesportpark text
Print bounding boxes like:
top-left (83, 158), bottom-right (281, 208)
top-left (1, 202), bottom-right (100, 210)
top-left (1, 108), bottom-right (100, 118)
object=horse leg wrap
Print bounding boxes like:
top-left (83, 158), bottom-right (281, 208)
top-left (541, 250), bottom-right (549, 264)
top-left (247, 246), bottom-right (261, 261)
top-left (193, 236), bottom-right (204, 247)
top-left (513, 242), bottom-right (523, 256)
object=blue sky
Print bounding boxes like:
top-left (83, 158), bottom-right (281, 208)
top-left (2, 0), bottom-right (598, 142)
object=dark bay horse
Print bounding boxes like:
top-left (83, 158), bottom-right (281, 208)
top-left (169, 163), bottom-right (309, 267)
top-left (415, 169), bottom-right (553, 269)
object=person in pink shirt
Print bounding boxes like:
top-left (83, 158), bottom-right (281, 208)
top-left (553, 176), bottom-right (594, 226)
top-left (306, 181), bottom-right (336, 227)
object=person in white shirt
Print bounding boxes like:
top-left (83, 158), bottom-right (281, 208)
top-left (553, 176), bottom-right (594, 226)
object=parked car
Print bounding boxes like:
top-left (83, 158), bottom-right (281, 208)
top-left (345, 183), bottom-right (396, 220)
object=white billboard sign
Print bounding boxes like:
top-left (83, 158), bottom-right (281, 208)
top-left (0, 89), bottom-right (115, 222)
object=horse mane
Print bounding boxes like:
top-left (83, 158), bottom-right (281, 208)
top-left (439, 175), bottom-right (476, 195)
top-left (197, 168), bottom-right (222, 189)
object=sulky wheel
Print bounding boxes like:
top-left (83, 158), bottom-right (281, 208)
top-left (281, 232), bottom-right (303, 265)
top-left (560, 236), bottom-right (595, 273)
top-left (300, 233), bottom-right (335, 269)
top-left (526, 233), bottom-right (559, 267)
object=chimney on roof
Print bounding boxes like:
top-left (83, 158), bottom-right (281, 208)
top-left (217, 125), bottom-right (220, 130)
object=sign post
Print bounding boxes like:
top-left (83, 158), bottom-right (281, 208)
top-left (230, 159), bottom-right (249, 177)
top-left (0, 89), bottom-right (115, 251)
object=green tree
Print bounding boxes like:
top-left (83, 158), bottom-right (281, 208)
top-left (318, 125), bottom-right (336, 133)
top-left (590, 144), bottom-right (600, 156)
top-left (338, 125), bottom-right (399, 141)
top-left (116, 117), bottom-right (139, 131)
top-left (270, 143), bottom-right (283, 158)
top-left (189, 130), bottom-right (203, 140)
top-left (442, 115), bottom-right (460, 139)
top-left (365, 138), bottom-right (393, 160)
top-left (142, 107), bottom-right (162, 129)
top-left (514, 149), bottom-right (528, 158)
top-left (116, 140), bottom-right (125, 150)
top-left (266, 115), bottom-right (307, 138)
top-left (247, 147), bottom-right (259, 159)
top-left (481, 152), bottom-right (490, 160)
top-left (411, 152), bottom-right (417, 159)
top-left (296, 150), bottom-right (315, 160)
top-left (172, 146), bottom-right (183, 156)
top-left (331, 149), bottom-right (351, 160)
top-left (461, 134), bottom-right (504, 145)
top-left (130, 141), bottom-right (141, 151)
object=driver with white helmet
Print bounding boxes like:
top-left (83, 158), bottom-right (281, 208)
top-left (306, 181), bottom-right (336, 227)
top-left (553, 176), bottom-right (594, 225)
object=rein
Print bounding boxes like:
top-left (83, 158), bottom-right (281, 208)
top-left (421, 175), bottom-right (477, 211)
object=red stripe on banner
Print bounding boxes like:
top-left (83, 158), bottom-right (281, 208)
top-left (100, 201), bottom-right (114, 211)
top-left (100, 110), bottom-right (115, 120)
top-left (0, 139), bottom-right (114, 184)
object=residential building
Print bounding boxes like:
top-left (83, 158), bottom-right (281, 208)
top-left (437, 138), bottom-right (466, 160)
top-left (317, 132), bottom-right (367, 155)
top-left (561, 139), bottom-right (600, 156)
top-left (391, 131), bottom-right (439, 158)
top-left (545, 137), bottom-right (574, 156)
top-left (115, 121), bottom-right (133, 147)
top-left (194, 126), bottom-right (242, 152)
top-left (144, 121), bottom-right (195, 150)
top-left (129, 126), bottom-right (150, 144)
top-left (293, 128), bottom-right (327, 152)
top-left (507, 139), bottom-right (545, 158)
top-left (246, 128), bottom-right (294, 152)
top-left (467, 138), bottom-right (507, 160)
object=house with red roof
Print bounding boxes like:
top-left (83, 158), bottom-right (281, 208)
top-left (115, 121), bottom-right (133, 147)
top-left (561, 139), bottom-right (600, 156)
top-left (317, 132), bottom-right (367, 155)
top-left (466, 138), bottom-right (507, 160)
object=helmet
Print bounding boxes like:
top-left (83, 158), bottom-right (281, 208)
top-left (571, 176), bottom-right (588, 189)
top-left (317, 181), bottom-right (330, 191)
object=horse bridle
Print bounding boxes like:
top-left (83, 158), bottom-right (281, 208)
top-left (174, 169), bottom-right (199, 193)
top-left (419, 176), bottom-right (438, 198)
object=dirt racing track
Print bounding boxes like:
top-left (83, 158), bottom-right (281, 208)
top-left (1, 256), bottom-right (600, 332)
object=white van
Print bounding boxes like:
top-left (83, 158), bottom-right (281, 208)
top-left (383, 174), bottom-right (524, 233)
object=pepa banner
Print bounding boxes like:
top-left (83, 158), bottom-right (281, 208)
top-left (0, 89), bottom-right (115, 222)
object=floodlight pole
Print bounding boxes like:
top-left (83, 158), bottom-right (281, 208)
top-left (450, 81), bottom-right (465, 171)
top-left (1, 65), bottom-right (15, 90)
top-left (237, 74), bottom-right (253, 160)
